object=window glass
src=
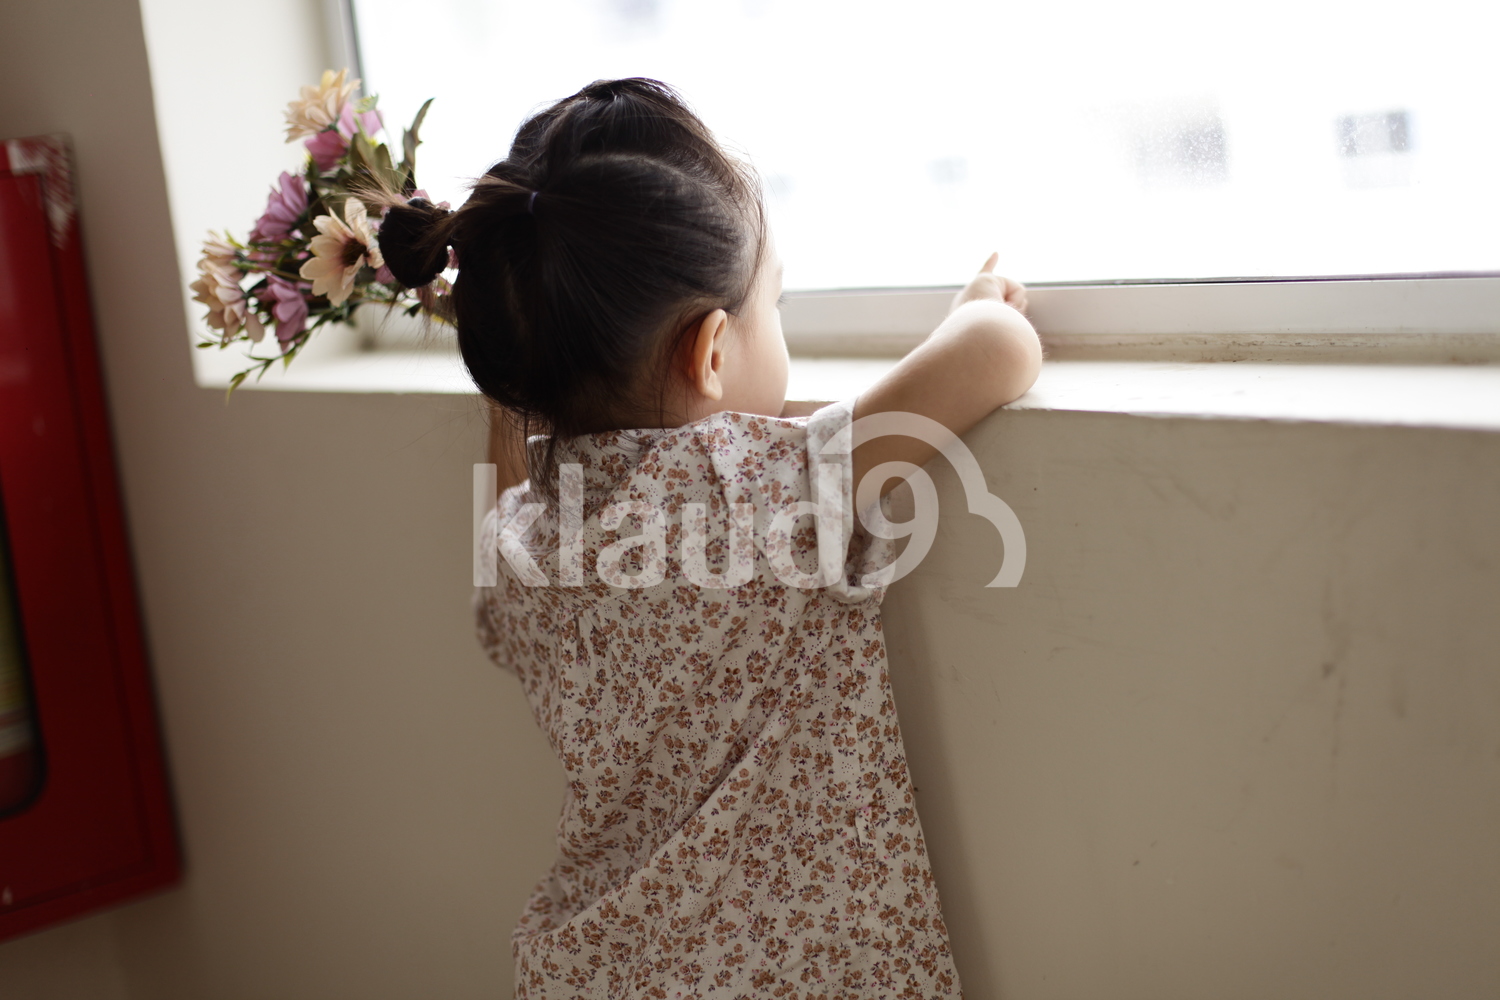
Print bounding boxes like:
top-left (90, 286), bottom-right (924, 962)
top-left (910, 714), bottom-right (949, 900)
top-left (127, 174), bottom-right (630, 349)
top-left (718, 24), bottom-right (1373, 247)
top-left (353, 0), bottom-right (1499, 289)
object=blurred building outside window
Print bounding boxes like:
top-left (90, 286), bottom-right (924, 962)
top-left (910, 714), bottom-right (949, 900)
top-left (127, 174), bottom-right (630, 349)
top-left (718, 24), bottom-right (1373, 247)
top-left (348, 0), bottom-right (1498, 346)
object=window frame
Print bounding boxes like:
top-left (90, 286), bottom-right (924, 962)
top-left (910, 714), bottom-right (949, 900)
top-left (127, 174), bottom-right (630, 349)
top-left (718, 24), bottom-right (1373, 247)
top-left (345, 273), bottom-right (1500, 364)
top-left (778, 274), bottom-right (1500, 363)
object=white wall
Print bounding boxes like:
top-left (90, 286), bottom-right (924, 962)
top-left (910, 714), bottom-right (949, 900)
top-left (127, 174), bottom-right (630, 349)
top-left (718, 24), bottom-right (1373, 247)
top-left (1, 1), bottom-right (1496, 998)
top-left (138, 0), bottom-right (365, 383)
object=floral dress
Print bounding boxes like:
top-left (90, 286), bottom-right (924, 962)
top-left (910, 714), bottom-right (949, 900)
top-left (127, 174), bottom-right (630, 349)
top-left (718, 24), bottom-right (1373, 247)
top-left (475, 402), bottom-right (960, 999)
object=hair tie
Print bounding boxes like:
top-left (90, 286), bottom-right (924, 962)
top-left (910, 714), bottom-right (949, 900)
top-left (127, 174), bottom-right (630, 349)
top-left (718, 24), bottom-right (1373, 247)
top-left (527, 190), bottom-right (538, 215)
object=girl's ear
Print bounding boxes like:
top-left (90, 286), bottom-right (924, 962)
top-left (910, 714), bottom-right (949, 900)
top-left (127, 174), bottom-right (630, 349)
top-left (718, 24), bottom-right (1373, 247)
top-left (684, 308), bottom-right (729, 402)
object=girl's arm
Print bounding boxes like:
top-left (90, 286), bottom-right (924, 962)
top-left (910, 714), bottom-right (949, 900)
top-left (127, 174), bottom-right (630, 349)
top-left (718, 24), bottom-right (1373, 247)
top-left (851, 253), bottom-right (1040, 496)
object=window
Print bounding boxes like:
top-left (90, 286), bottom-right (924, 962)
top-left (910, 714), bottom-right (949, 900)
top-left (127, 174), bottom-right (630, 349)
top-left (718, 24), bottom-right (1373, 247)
top-left (352, 0), bottom-right (1498, 294)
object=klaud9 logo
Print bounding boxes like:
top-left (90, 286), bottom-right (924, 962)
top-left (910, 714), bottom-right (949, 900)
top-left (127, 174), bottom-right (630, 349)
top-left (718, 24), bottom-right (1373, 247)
top-left (474, 411), bottom-right (1025, 592)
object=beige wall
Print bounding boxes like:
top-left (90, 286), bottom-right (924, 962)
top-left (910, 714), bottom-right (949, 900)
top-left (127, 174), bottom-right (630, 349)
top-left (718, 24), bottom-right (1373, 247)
top-left (0, 1), bottom-right (561, 996)
top-left (1, 1), bottom-right (1497, 998)
top-left (887, 413), bottom-right (1500, 998)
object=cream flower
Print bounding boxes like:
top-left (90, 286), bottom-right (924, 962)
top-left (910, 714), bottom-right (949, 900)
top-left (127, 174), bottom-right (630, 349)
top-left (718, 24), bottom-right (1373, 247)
top-left (299, 198), bottom-right (383, 306)
top-left (189, 234), bottom-right (263, 342)
top-left (283, 69), bottom-right (359, 141)
top-left (200, 233), bottom-right (236, 271)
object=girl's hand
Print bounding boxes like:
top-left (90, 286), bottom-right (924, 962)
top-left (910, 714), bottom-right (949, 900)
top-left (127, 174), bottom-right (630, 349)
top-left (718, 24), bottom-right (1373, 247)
top-left (950, 252), bottom-right (1028, 315)
top-left (851, 253), bottom-right (1041, 501)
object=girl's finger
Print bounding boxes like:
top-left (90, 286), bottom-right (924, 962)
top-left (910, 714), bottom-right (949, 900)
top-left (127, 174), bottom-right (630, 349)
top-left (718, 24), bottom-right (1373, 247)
top-left (980, 252), bottom-right (999, 274)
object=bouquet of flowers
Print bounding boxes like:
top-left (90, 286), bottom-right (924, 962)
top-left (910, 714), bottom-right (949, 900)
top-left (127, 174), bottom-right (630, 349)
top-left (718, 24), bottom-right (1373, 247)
top-left (189, 69), bottom-right (440, 390)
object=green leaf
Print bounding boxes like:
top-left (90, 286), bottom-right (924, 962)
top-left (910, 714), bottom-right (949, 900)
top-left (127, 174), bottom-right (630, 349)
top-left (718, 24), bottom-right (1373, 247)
top-left (225, 370), bottom-right (248, 401)
top-left (348, 134), bottom-right (375, 174)
top-left (371, 142), bottom-right (405, 191)
top-left (400, 98), bottom-right (435, 183)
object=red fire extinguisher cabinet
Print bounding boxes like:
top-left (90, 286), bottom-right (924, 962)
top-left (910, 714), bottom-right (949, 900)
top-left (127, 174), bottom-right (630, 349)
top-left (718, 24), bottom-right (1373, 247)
top-left (0, 134), bottom-right (180, 940)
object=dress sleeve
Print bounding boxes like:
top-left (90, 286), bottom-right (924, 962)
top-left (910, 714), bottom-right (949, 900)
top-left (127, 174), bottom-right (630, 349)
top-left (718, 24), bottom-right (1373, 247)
top-left (803, 401), bottom-right (897, 605)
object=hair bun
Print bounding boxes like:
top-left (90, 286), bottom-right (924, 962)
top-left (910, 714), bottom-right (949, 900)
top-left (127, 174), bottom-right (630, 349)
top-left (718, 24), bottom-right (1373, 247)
top-left (380, 198), bottom-right (453, 288)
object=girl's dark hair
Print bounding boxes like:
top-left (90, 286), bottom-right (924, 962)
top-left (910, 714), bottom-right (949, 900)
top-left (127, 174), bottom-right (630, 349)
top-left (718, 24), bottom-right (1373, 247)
top-left (379, 78), bottom-right (765, 485)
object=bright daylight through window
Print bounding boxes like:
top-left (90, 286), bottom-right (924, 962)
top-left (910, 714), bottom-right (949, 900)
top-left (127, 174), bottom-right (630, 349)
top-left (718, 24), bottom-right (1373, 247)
top-left (353, 0), bottom-right (1497, 292)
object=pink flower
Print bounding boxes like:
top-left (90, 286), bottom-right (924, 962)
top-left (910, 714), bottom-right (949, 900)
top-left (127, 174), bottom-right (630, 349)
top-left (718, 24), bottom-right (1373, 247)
top-left (249, 171), bottom-right (308, 242)
top-left (303, 103), bottom-right (383, 172)
top-left (245, 247), bottom-right (279, 269)
top-left (262, 275), bottom-right (309, 348)
top-left (305, 128), bottom-right (347, 172)
top-left (189, 234), bottom-right (263, 343)
top-left (337, 102), bottom-right (382, 140)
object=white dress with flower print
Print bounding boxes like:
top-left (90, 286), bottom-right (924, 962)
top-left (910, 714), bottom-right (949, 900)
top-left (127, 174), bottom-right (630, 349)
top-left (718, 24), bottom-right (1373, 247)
top-left (475, 402), bottom-right (961, 999)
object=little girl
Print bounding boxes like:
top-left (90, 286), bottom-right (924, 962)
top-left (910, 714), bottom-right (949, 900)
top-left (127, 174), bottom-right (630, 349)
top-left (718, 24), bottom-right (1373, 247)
top-left (380, 78), bottom-right (1039, 999)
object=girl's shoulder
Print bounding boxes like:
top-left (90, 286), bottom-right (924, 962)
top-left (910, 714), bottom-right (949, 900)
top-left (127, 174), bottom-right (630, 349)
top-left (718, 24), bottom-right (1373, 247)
top-left (674, 403), bottom-right (851, 456)
top-left (655, 407), bottom-right (838, 486)
top-left (680, 408), bottom-right (809, 442)
top-left (504, 402), bottom-right (852, 511)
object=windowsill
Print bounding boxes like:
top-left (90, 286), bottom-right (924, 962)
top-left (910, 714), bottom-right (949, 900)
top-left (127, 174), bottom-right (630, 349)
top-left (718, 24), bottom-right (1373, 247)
top-left (1010, 361), bottom-right (1500, 432)
top-left (198, 347), bottom-right (1500, 433)
top-left (197, 347), bottom-right (477, 394)
top-left (193, 348), bottom-right (898, 399)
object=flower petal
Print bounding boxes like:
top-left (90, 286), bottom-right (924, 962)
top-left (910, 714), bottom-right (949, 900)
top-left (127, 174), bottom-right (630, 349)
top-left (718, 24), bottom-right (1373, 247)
top-left (306, 233), bottom-right (346, 259)
top-left (300, 256), bottom-right (336, 281)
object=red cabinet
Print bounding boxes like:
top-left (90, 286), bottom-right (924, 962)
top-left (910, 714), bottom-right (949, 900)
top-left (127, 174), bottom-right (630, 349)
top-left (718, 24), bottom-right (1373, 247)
top-left (0, 135), bottom-right (179, 939)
